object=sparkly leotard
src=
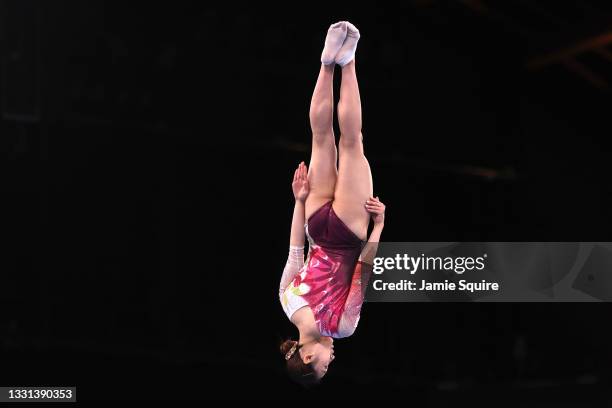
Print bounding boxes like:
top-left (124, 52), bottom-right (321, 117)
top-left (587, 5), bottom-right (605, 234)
top-left (279, 201), bottom-right (371, 338)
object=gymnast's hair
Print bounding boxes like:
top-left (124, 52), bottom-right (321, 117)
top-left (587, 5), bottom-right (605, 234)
top-left (279, 339), bottom-right (320, 388)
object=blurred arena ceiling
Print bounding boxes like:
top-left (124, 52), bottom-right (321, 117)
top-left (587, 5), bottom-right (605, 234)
top-left (411, 0), bottom-right (612, 90)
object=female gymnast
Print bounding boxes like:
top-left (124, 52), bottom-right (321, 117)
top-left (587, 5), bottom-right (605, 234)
top-left (278, 21), bottom-right (386, 386)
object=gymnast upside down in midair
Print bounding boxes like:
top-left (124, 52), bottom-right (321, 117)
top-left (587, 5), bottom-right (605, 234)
top-left (279, 21), bottom-right (386, 386)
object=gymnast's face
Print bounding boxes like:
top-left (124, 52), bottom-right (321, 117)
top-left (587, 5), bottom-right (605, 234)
top-left (301, 336), bottom-right (335, 378)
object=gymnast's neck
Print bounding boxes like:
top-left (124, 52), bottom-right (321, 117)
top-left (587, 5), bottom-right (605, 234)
top-left (292, 306), bottom-right (322, 344)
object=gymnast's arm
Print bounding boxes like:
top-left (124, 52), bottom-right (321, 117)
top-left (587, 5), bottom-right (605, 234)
top-left (279, 162), bottom-right (310, 299)
top-left (359, 196), bottom-right (385, 266)
top-left (337, 197), bottom-right (385, 337)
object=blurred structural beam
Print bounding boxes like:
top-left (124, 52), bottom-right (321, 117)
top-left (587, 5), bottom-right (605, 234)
top-left (457, 0), bottom-right (612, 90)
top-left (525, 32), bottom-right (612, 90)
top-left (526, 32), bottom-right (612, 69)
top-left (561, 58), bottom-right (609, 90)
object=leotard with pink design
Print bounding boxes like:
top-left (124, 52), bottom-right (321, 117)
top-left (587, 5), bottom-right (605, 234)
top-left (279, 201), bottom-right (372, 338)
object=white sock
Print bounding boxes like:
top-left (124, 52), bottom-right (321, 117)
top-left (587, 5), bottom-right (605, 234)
top-left (335, 22), bottom-right (360, 67)
top-left (321, 21), bottom-right (348, 65)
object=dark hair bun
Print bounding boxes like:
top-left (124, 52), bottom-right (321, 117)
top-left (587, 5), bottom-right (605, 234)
top-left (280, 339), bottom-right (297, 355)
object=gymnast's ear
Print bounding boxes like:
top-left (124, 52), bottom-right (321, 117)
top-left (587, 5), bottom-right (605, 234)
top-left (302, 351), bottom-right (315, 364)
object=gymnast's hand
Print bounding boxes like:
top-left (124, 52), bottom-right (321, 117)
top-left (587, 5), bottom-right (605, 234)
top-left (292, 161), bottom-right (310, 203)
top-left (365, 196), bottom-right (385, 226)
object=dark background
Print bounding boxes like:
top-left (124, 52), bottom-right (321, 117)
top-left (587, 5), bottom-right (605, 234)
top-left (2, 1), bottom-right (612, 406)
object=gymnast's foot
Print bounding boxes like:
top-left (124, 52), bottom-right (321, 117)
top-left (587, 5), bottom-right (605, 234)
top-left (321, 21), bottom-right (348, 65)
top-left (335, 21), bottom-right (360, 67)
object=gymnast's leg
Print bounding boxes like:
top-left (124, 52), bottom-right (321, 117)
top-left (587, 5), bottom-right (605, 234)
top-left (305, 23), bottom-right (347, 220)
top-left (333, 55), bottom-right (373, 241)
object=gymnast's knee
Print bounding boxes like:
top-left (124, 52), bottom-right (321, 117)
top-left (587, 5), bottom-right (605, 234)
top-left (339, 132), bottom-right (363, 149)
top-left (312, 131), bottom-right (335, 146)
